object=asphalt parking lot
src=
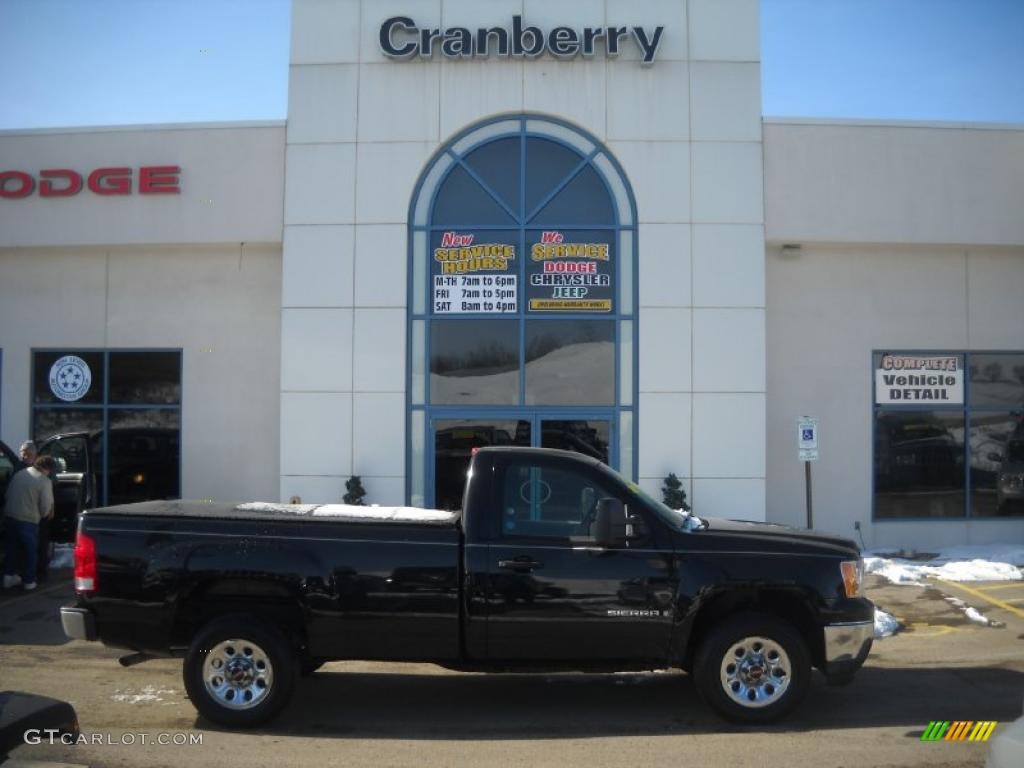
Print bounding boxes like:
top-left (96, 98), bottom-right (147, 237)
top-left (1, 572), bottom-right (1022, 768)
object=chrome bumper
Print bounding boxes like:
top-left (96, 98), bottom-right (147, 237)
top-left (61, 606), bottom-right (97, 641)
top-left (824, 620), bottom-right (873, 664)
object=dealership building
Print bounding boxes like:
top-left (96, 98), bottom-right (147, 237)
top-left (1, 0), bottom-right (1022, 550)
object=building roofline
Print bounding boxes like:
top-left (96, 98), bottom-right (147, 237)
top-left (763, 115), bottom-right (1024, 132)
top-left (0, 119), bottom-right (286, 137)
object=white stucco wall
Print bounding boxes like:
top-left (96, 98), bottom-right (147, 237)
top-left (281, 0), bottom-right (767, 514)
top-left (763, 120), bottom-right (1024, 548)
top-left (0, 123), bottom-right (285, 247)
top-left (0, 244), bottom-right (282, 503)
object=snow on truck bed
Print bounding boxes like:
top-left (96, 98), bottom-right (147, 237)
top-left (86, 499), bottom-right (458, 525)
top-left (236, 502), bottom-right (453, 522)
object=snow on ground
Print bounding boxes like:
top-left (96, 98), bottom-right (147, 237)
top-left (874, 608), bottom-right (901, 638)
top-left (864, 544), bottom-right (1024, 585)
top-left (49, 543), bottom-right (74, 569)
top-left (110, 685), bottom-right (178, 704)
top-left (944, 596), bottom-right (995, 626)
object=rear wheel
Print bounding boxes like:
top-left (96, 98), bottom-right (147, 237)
top-left (183, 616), bottom-right (296, 728)
top-left (693, 612), bottom-right (810, 723)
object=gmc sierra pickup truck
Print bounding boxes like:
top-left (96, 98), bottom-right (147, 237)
top-left (60, 447), bottom-right (874, 728)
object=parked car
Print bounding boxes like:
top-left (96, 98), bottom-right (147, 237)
top-left (61, 447), bottom-right (874, 728)
top-left (36, 427), bottom-right (180, 542)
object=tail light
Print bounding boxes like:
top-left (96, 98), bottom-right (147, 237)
top-left (74, 530), bottom-right (97, 593)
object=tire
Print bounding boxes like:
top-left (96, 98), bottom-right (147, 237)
top-left (693, 612), bottom-right (811, 724)
top-left (183, 616), bottom-right (297, 728)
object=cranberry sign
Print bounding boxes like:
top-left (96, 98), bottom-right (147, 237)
top-left (0, 166), bottom-right (181, 199)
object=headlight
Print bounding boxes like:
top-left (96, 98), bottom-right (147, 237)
top-left (840, 559), bottom-right (863, 598)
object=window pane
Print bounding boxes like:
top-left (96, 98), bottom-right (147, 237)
top-left (530, 165), bottom-right (615, 226)
top-left (463, 137), bottom-right (522, 219)
top-left (970, 413), bottom-right (1024, 518)
top-left (969, 353), bottom-right (1024, 408)
top-left (33, 351), bottom-right (104, 405)
top-left (526, 230), bottom-right (614, 313)
top-left (107, 409), bottom-right (181, 504)
top-left (430, 320), bottom-right (519, 404)
top-left (434, 419), bottom-right (530, 511)
top-left (499, 461), bottom-right (614, 540)
top-left (525, 321), bottom-right (614, 405)
top-left (524, 138), bottom-right (583, 216)
top-left (33, 408), bottom-right (103, 445)
top-left (109, 351), bottom-right (181, 404)
top-left (541, 420), bottom-right (610, 463)
top-left (432, 165), bottom-right (515, 225)
top-left (874, 411), bottom-right (965, 518)
top-left (431, 229), bottom-right (519, 315)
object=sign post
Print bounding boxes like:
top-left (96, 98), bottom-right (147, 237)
top-left (797, 417), bottom-right (819, 529)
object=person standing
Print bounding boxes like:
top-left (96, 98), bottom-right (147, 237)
top-left (18, 440), bottom-right (37, 469)
top-left (2, 456), bottom-right (56, 591)
top-left (17, 441), bottom-right (53, 584)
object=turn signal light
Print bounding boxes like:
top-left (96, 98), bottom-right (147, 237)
top-left (74, 530), bottom-right (97, 594)
top-left (840, 560), bottom-right (863, 598)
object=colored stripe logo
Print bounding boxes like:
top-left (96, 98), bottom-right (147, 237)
top-left (921, 721), bottom-right (997, 742)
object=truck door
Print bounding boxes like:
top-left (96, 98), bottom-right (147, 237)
top-left (482, 453), bottom-right (676, 662)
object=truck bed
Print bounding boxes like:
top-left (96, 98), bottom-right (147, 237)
top-left (84, 499), bottom-right (460, 526)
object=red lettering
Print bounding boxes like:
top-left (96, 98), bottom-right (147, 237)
top-left (39, 169), bottom-right (84, 197)
top-left (139, 165), bottom-right (180, 194)
top-left (540, 231), bottom-right (564, 243)
top-left (440, 231), bottom-right (474, 247)
top-left (0, 170), bottom-right (34, 199)
top-left (543, 260), bottom-right (596, 273)
top-left (87, 167), bottom-right (132, 195)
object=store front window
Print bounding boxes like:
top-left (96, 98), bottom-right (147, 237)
top-left (408, 116), bottom-right (637, 510)
top-left (873, 351), bottom-right (1024, 519)
top-left (31, 349), bottom-right (182, 506)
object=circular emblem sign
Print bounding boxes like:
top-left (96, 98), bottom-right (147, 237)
top-left (48, 355), bottom-right (92, 402)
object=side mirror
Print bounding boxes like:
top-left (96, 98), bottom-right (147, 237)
top-left (593, 497), bottom-right (627, 548)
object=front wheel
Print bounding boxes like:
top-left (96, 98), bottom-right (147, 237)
top-left (183, 616), bottom-right (297, 728)
top-left (693, 612), bottom-right (811, 723)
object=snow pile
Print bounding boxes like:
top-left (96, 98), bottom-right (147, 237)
top-left (864, 544), bottom-right (1024, 585)
top-left (236, 502), bottom-right (453, 522)
top-left (49, 543), bottom-right (75, 569)
top-left (874, 608), bottom-right (901, 638)
top-left (944, 596), bottom-right (994, 626)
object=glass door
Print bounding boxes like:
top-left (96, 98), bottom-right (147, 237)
top-left (429, 412), bottom-right (615, 510)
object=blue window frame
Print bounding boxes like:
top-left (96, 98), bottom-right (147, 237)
top-left (407, 115), bottom-right (639, 508)
top-left (30, 348), bottom-right (183, 507)
top-left (872, 349), bottom-right (1024, 520)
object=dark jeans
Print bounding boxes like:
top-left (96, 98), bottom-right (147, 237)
top-left (3, 518), bottom-right (39, 583)
top-left (37, 516), bottom-right (51, 582)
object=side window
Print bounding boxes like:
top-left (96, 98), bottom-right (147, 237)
top-left (41, 437), bottom-right (89, 474)
top-left (499, 461), bottom-right (615, 541)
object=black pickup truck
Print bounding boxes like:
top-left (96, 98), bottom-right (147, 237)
top-left (60, 447), bottom-right (873, 728)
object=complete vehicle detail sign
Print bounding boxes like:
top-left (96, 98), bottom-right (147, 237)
top-left (381, 15), bottom-right (665, 65)
top-left (875, 354), bottom-right (964, 404)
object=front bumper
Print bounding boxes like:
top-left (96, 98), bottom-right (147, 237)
top-left (60, 606), bottom-right (97, 641)
top-left (823, 620), bottom-right (873, 680)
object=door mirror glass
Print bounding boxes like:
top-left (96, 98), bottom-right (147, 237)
top-left (593, 497), bottom-right (627, 548)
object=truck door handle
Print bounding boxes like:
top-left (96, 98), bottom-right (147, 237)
top-left (498, 557), bottom-right (544, 572)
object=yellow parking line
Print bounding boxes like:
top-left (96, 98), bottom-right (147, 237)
top-left (935, 578), bottom-right (1024, 619)
top-left (974, 582), bottom-right (1024, 592)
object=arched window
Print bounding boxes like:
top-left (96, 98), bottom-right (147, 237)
top-left (408, 116), bottom-right (637, 509)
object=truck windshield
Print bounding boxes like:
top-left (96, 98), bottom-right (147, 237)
top-left (590, 460), bottom-right (706, 532)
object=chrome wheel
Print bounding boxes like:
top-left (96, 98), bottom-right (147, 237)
top-left (719, 635), bottom-right (791, 709)
top-left (202, 639), bottom-right (274, 711)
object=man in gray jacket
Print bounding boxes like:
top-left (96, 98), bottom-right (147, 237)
top-left (2, 456), bottom-right (57, 591)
